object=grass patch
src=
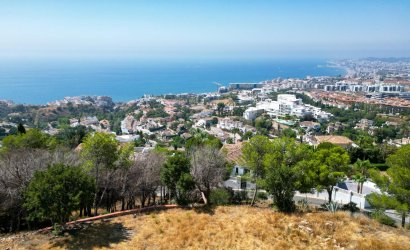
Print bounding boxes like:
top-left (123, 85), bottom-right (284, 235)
top-left (1, 206), bottom-right (410, 249)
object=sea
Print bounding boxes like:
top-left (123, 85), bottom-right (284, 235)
top-left (0, 59), bottom-right (345, 105)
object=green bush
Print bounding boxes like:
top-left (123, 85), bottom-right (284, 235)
top-left (371, 210), bottom-right (396, 227)
top-left (371, 163), bottom-right (389, 171)
top-left (210, 188), bottom-right (231, 205)
top-left (256, 191), bottom-right (268, 200)
top-left (231, 190), bottom-right (248, 204)
top-left (52, 223), bottom-right (63, 236)
top-left (342, 202), bottom-right (359, 213)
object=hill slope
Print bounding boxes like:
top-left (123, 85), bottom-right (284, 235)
top-left (1, 206), bottom-right (410, 250)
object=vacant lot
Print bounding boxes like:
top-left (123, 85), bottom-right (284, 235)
top-left (1, 206), bottom-right (410, 250)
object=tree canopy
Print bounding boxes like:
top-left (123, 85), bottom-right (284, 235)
top-left (368, 145), bottom-right (410, 227)
top-left (24, 164), bottom-right (94, 225)
top-left (311, 144), bottom-right (350, 202)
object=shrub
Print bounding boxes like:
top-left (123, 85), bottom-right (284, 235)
top-left (52, 223), bottom-right (63, 236)
top-left (371, 210), bottom-right (396, 227)
top-left (256, 191), bottom-right (268, 200)
top-left (322, 201), bottom-right (340, 213)
top-left (342, 202), bottom-right (359, 213)
top-left (297, 198), bottom-right (309, 212)
top-left (24, 164), bottom-right (95, 225)
top-left (231, 190), bottom-right (248, 204)
top-left (371, 163), bottom-right (389, 171)
top-left (210, 188), bottom-right (231, 205)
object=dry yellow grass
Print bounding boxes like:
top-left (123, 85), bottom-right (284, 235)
top-left (1, 206), bottom-right (410, 250)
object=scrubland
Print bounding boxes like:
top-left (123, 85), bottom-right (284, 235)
top-left (1, 206), bottom-right (410, 250)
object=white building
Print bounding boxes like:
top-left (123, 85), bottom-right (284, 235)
top-left (243, 107), bottom-right (264, 121)
top-left (217, 118), bottom-right (243, 131)
top-left (244, 94), bottom-right (331, 121)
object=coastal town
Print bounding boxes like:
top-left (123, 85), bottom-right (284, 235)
top-left (1, 58), bottom-right (409, 148)
top-left (0, 57), bottom-right (409, 193)
top-left (1, 57), bottom-right (410, 248)
top-left (2, 1), bottom-right (410, 248)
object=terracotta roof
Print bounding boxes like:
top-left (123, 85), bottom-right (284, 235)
top-left (314, 135), bottom-right (353, 146)
top-left (221, 142), bottom-right (243, 163)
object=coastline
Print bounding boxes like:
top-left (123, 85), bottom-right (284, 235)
top-left (0, 59), bottom-right (344, 105)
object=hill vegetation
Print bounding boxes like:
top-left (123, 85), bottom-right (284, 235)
top-left (1, 206), bottom-right (410, 250)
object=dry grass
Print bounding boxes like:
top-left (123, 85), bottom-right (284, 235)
top-left (1, 206), bottom-right (410, 250)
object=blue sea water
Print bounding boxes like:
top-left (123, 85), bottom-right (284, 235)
top-left (0, 59), bottom-right (344, 104)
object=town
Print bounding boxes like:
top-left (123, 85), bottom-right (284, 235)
top-left (1, 57), bottom-right (410, 248)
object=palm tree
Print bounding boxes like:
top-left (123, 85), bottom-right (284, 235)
top-left (352, 159), bottom-right (371, 194)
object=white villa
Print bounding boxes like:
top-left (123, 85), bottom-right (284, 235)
top-left (243, 94), bottom-right (331, 121)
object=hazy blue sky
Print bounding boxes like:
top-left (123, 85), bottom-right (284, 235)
top-left (1, 0), bottom-right (409, 60)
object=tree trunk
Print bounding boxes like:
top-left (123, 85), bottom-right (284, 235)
top-left (106, 192), bottom-right (110, 212)
top-left (96, 187), bottom-right (108, 215)
top-left (16, 211), bottom-right (21, 231)
top-left (92, 165), bottom-right (100, 216)
top-left (201, 191), bottom-right (208, 205)
top-left (360, 182), bottom-right (364, 194)
top-left (92, 192), bottom-right (99, 216)
top-left (160, 186), bottom-right (163, 204)
top-left (121, 197), bottom-right (125, 211)
top-left (327, 187), bottom-right (333, 203)
top-left (402, 212), bottom-right (406, 228)
top-left (141, 193), bottom-right (146, 208)
top-left (251, 186), bottom-right (258, 206)
top-left (9, 217), bottom-right (14, 232)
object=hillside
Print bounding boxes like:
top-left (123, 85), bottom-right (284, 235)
top-left (1, 206), bottom-right (410, 250)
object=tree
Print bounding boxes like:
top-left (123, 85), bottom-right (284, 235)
top-left (56, 125), bottom-right (90, 148)
top-left (81, 132), bottom-right (119, 216)
top-left (312, 144), bottom-right (350, 203)
top-left (0, 148), bottom-right (79, 232)
top-left (242, 131), bottom-right (253, 140)
top-left (281, 128), bottom-right (297, 138)
top-left (1, 129), bottom-right (53, 152)
top-left (134, 136), bottom-right (146, 147)
top-left (242, 135), bottom-right (273, 206)
top-left (217, 102), bottom-right (226, 117)
top-left (232, 107), bottom-right (245, 117)
top-left (171, 136), bottom-right (184, 150)
top-left (352, 159), bottom-right (371, 194)
top-left (17, 123), bottom-right (26, 134)
top-left (24, 164), bottom-right (95, 225)
top-left (134, 151), bottom-right (166, 207)
top-left (255, 115), bottom-right (272, 135)
top-left (160, 152), bottom-right (194, 204)
top-left (190, 146), bottom-right (227, 205)
top-left (186, 129), bottom-right (222, 150)
top-left (368, 145), bottom-right (410, 227)
top-left (263, 138), bottom-right (314, 212)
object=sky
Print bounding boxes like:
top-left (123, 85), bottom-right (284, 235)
top-left (1, 0), bottom-right (410, 60)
